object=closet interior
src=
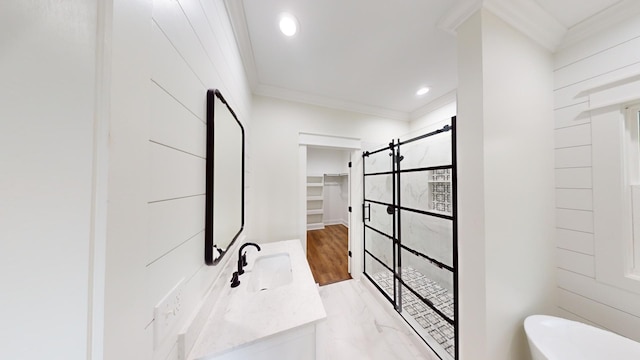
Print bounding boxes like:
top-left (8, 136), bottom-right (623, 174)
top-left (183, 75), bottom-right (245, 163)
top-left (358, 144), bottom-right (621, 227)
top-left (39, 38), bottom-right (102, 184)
top-left (306, 148), bottom-right (350, 231)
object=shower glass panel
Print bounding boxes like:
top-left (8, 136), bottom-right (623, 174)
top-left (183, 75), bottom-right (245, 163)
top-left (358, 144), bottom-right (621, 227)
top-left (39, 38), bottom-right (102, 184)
top-left (400, 209), bottom-right (453, 269)
top-left (401, 171), bottom-right (453, 215)
top-left (363, 143), bottom-right (398, 305)
top-left (400, 129), bottom-right (451, 168)
top-left (364, 226), bottom-right (393, 268)
top-left (363, 145), bottom-right (394, 174)
top-left (363, 117), bottom-right (457, 360)
top-left (364, 174), bottom-right (393, 205)
top-left (364, 226), bottom-right (394, 300)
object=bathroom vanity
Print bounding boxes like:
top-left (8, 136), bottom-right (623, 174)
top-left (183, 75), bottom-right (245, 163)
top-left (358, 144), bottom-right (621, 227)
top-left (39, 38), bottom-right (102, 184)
top-left (186, 240), bottom-right (326, 360)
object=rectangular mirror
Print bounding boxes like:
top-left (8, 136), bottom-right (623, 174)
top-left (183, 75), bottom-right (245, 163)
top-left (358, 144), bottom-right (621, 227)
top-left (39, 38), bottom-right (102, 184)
top-left (205, 89), bottom-right (245, 265)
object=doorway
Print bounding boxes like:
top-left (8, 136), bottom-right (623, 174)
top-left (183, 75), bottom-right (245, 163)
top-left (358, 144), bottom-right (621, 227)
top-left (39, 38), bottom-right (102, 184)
top-left (305, 147), bottom-right (351, 285)
top-left (298, 132), bottom-right (361, 286)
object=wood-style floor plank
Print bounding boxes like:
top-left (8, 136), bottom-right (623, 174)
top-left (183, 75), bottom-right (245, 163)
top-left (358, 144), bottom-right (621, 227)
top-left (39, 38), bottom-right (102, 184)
top-left (307, 224), bottom-right (351, 286)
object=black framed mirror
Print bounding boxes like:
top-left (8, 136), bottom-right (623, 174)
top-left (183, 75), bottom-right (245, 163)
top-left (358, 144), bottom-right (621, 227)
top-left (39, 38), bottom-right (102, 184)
top-left (205, 89), bottom-right (245, 265)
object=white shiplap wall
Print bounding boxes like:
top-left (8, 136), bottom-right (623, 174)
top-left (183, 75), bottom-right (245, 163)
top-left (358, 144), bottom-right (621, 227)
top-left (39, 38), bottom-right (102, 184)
top-left (148, 0), bottom-right (252, 359)
top-left (553, 15), bottom-right (640, 340)
top-left (106, 0), bottom-right (251, 359)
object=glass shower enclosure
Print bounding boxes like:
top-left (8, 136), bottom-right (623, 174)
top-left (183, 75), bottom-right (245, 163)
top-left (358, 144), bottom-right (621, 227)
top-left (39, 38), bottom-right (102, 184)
top-left (362, 116), bottom-right (458, 360)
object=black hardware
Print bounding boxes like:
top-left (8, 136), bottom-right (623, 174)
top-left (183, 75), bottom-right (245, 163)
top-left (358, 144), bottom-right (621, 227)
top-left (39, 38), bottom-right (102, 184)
top-left (348, 251), bottom-right (352, 257)
top-left (395, 138), bottom-right (403, 312)
top-left (363, 203), bottom-right (371, 221)
top-left (205, 89), bottom-right (246, 266)
top-left (361, 118), bottom-right (459, 359)
top-left (348, 206), bottom-right (352, 212)
top-left (235, 242), bottom-right (261, 279)
top-left (452, 116), bottom-right (459, 360)
top-left (230, 272), bottom-right (240, 288)
top-left (348, 161), bottom-right (352, 168)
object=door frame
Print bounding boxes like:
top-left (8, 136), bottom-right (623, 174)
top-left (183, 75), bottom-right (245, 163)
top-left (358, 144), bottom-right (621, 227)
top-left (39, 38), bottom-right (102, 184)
top-left (298, 132), bottom-right (361, 276)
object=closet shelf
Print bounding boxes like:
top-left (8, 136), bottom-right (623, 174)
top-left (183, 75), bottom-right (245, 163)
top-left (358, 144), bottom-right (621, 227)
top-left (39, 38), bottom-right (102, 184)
top-left (307, 196), bottom-right (323, 201)
top-left (307, 183), bottom-right (323, 187)
top-left (307, 209), bottom-right (324, 215)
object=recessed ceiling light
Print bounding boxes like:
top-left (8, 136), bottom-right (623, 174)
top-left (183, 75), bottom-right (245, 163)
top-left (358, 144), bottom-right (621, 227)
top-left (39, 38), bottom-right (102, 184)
top-left (416, 87), bottom-right (430, 96)
top-left (279, 13), bottom-right (298, 37)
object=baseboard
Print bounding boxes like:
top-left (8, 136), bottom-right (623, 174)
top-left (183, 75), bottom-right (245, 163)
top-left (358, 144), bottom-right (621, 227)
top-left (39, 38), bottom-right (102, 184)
top-left (307, 223), bottom-right (325, 231)
top-left (324, 219), bottom-right (349, 227)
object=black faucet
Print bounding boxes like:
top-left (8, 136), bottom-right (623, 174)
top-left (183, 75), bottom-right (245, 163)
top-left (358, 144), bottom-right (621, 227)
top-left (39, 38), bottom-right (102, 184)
top-left (230, 242), bottom-right (261, 288)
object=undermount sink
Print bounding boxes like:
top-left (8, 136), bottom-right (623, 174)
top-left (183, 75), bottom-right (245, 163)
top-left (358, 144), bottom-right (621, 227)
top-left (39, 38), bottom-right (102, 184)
top-left (247, 253), bottom-right (293, 292)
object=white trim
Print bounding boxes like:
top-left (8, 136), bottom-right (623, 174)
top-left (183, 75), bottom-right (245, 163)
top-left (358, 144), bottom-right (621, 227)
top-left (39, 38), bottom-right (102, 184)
top-left (484, 0), bottom-right (566, 52)
top-left (299, 145), bottom-right (308, 252)
top-left (223, 0), bottom-right (259, 90)
top-left (88, 1), bottom-right (112, 358)
top-left (592, 105), bottom-right (640, 294)
top-left (299, 132), bottom-right (361, 150)
top-left (438, 0), bottom-right (640, 53)
top-left (306, 223), bottom-right (325, 231)
top-left (626, 104), bottom-right (640, 275)
top-left (560, 0), bottom-right (640, 50)
top-left (436, 0), bottom-right (567, 52)
top-left (437, 0), bottom-right (482, 35)
top-left (255, 84), bottom-right (410, 121)
top-left (299, 135), bottom-right (362, 279)
top-left (409, 90), bottom-right (457, 120)
top-left (223, 0), bottom-right (411, 121)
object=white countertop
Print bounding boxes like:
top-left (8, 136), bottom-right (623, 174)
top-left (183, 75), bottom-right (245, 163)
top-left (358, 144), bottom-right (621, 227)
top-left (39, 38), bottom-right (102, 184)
top-left (188, 239), bottom-right (327, 360)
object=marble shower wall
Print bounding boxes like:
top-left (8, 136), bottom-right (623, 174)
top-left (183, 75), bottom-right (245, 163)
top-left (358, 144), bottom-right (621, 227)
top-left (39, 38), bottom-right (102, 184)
top-left (363, 122), bottom-right (454, 293)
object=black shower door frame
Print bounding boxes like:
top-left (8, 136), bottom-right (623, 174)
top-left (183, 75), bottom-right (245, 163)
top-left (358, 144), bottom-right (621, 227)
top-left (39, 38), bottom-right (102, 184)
top-left (362, 116), bottom-right (458, 360)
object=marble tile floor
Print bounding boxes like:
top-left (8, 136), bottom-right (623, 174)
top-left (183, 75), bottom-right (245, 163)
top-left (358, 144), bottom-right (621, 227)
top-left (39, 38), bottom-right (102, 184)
top-left (316, 279), bottom-right (440, 360)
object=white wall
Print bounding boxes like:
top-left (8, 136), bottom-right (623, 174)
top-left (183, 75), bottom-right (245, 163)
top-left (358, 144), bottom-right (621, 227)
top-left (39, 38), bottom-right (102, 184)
top-left (457, 9), bottom-right (556, 360)
top-left (410, 99), bottom-right (457, 133)
top-left (552, 14), bottom-right (640, 340)
top-left (104, 0), bottom-right (252, 359)
top-left (0, 1), bottom-right (98, 359)
top-left (307, 147), bottom-right (349, 175)
top-left (250, 95), bottom-right (409, 244)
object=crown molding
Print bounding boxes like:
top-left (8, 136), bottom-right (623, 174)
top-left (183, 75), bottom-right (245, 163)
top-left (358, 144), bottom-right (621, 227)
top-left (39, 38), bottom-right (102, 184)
top-left (254, 84), bottom-right (411, 121)
top-left (223, 0), bottom-right (259, 90)
top-left (437, 0), bottom-right (483, 35)
top-left (225, 0), bottom-right (412, 121)
top-left (438, 0), bottom-right (567, 51)
top-left (410, 90), bottom-right (457, 120)
top-left (484, 0), bottom-right (566, 51)
top-left (560, 0), bottom-right (640, 50)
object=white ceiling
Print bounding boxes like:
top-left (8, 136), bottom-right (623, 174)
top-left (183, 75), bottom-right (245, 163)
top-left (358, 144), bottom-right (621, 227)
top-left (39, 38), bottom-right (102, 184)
top-left (226, 0), bottom-right (634, 121)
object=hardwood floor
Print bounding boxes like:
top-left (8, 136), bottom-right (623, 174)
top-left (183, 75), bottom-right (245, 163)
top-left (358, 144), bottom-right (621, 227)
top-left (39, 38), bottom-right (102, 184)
top-left (307, 224), bottom-right (352, 286)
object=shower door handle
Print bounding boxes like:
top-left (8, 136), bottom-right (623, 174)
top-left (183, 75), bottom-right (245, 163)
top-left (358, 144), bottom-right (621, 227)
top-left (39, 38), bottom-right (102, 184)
top-left (363, 203), bottom-right (371, 222)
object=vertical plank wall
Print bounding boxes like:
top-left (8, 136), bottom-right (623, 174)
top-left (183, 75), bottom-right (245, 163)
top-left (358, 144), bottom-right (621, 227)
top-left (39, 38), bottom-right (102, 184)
top-left (553, 16), bottom-right (640, 340)
top-left (0, 2), bottom-right (99, 359)
top-left (146, 0), bottom-right (250, 359)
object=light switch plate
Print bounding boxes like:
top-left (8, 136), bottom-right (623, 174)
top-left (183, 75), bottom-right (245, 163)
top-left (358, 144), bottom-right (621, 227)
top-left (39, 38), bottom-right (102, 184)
top-left (154, 278), bottom-right (185, 348)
